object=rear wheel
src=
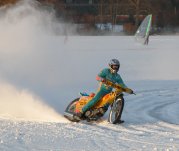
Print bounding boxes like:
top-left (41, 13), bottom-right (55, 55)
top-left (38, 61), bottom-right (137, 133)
top-left (108, 95), bottom-right (124, 124)
top-left (64, 98), bottom-right (80, 122)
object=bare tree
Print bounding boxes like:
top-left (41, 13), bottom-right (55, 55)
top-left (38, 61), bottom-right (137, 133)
top-left (100, 0), bottom-right (103, 24)
top-left (128, 0), bottom-right (151, 28)
top-left (0, 0), bottom-right (19, 6)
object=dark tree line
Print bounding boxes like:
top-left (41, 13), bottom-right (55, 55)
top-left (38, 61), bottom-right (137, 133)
top-left (0, 0), bottom-right (19, 5)
top-left (1, 0), bottom-right (179, 31)
top-left (38, 0), bottom-right (179, 28)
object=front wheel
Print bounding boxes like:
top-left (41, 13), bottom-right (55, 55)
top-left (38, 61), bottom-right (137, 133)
top-left (108, 95), bottom-right (124, 124)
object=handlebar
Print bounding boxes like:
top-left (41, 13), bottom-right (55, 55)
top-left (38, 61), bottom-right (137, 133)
top-left (103, 79), bottom-right (135, 95)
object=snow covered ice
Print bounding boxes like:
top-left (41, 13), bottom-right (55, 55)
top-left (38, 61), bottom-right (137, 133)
top-left (0, 1), bottom-right (179, 150)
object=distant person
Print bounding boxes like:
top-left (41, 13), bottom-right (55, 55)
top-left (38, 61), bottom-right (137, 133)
top-left (144, 33), bottom-right (149, 45)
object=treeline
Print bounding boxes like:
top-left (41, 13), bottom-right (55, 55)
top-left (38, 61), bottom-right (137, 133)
top-left (1, 0), bottom-right (179, 33)
top-left (0, 0), bottom-right (18, 6)
top-left (40, 0), bottom-right (179, 33)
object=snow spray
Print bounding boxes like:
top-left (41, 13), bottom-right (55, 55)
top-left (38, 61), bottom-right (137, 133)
top-left (0, 0), bottom-right (72, 122)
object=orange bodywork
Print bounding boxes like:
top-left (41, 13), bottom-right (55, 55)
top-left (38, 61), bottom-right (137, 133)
top-left (75, 92), bottom-right (116, 112)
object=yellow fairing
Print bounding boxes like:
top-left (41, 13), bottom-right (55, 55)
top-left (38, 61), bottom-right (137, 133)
top-left (93, 92), bottom-right (116, 108)
top-left (75, 96), bottom-right (92, 112)
top-left (75, 92), bottom-right (116, 112)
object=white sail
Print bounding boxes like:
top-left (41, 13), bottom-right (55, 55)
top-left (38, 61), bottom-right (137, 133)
top-left (135, 14), bottom-right (152, 44)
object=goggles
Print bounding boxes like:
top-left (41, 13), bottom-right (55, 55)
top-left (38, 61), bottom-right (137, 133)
top-left (111, 65), bottom-right (119, 70)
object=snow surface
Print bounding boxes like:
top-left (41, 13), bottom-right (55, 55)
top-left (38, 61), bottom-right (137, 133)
top-left (0, 1), bottom-right (179, 150)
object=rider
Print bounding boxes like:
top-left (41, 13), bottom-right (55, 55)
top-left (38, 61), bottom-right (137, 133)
top-left (76, 59), bottom-right (133, 118)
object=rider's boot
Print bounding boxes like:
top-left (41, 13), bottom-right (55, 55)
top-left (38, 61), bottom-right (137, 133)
top-left (118, 120), bottom-right (124, 124)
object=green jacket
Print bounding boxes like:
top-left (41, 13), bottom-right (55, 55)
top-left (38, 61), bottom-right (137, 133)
top-left (97, 68), bottom-right (127, 92)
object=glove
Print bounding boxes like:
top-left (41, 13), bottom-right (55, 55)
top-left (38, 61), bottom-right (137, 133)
top-left (101, 78), bottom-right (106, 83)
top-left (129, 89), bottom-right (134, 94)
top-left (125, 88), bottom-right (134, 94)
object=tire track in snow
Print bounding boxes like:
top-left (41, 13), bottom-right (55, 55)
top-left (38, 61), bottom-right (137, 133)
top-left (86, 86), bottom-right (179, 149)
top-left (0, 83), bottom-right (179, 150)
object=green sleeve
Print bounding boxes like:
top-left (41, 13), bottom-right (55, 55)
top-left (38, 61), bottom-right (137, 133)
top-left (98, 68), bottom-right (108, 79)
top-left (117, 74), bottom-right (127, 88)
